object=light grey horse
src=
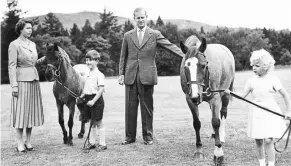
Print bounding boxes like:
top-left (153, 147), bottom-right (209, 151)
top-left (180, 35), bottom-right (235, 165)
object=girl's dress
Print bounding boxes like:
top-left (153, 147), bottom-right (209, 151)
top-left (245, 74), bottom-right (287, 139)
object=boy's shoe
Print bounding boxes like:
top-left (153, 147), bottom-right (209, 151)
top-left (85, 144), bottom-right (96, 150)
top-left (96, 145), bottom-right (107, 152)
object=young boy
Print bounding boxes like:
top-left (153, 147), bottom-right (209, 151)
top-left (78, 50), bottom-right (107, 151)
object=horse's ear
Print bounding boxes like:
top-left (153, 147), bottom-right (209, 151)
top-left (199, 38), bottom-right (207, 53)
top-left (180, 41), bottom-right (188, 54)
top-left (53, 42), bottom-right (60, 51)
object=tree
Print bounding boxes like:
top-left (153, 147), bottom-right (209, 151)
top-left (156, 16), bottom-right (164, 27)
top-left (70, 23), bottom-right (83, 49)
top-left (123, 19), bottom-right (134, 33)
top-left (81, 19), bottom-right (94, 39)
top-left (81, 35), bottom-right (114, 75)
top-left (42, 12), bottom-right (66, 37)
top-left (279, 49), bottom-right (291, 65)
top-left (147, 20), bottom-right (155, 28)
top-left (1, 0), bottom-right (23, 83)
top-left (200, 26), bottom-right (205, 34)
top-left (95, 8), bottom-right (118, 39)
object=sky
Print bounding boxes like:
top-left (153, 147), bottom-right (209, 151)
top-left (1, 0), bottom-right (290, 30)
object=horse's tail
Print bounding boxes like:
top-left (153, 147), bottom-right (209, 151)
top-left (228, 78), bottom-right (235, 101)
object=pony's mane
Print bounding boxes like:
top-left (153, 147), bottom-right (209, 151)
top-left (185, 35), bottom-right (201, 48)
top-left (57, 46), bottom-right (71, 64)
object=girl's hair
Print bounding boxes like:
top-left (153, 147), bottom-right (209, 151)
top-left (250, 49), bottom-right (275, 73)
top-left (15, 19), bottom-right (33, 35)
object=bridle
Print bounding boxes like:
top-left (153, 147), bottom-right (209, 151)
top-left (46, 55), bottom-right (80, 99)
top-left (186, 52), bottom-right (223, 104)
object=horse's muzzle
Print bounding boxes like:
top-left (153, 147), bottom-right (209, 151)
top-left (45, 67), bottom-right (55, 82)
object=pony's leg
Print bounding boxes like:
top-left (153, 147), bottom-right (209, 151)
top-left (209, 94), bottom-right (226, 165)
top-left (186, 95), bottom-right (204, 159)
top-left (76, 103), bottom-right (85, 138)
top-left (66, 100), bottom-right (76, 146)
top-left (56, 99), bottom-right (68, 144)
top-left (219, 94), bottom-right (229, 143)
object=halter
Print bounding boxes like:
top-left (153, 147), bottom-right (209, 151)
top-left (47, 56), bottom-right (80, 99)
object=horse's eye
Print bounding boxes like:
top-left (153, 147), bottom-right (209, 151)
top-left (187, 62), bottom-right (191, 66)
top-left (200, 64), bottom-right (206, 68)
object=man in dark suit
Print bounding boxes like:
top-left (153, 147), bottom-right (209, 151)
top-left (118, 7), bottom-right (184, 145)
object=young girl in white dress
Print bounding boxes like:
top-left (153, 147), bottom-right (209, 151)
top-left (225, 49), bottom-right (291, 166)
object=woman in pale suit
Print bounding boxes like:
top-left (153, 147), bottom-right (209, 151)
top-left (8, 19), bottom-right (44, 152)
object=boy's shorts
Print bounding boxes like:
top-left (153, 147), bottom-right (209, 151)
top-left (77, 95), bottom-right (104, 123)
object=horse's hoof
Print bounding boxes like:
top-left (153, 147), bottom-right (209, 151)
top-left (78, 133), bottom-right (84, 139)
top-left (63, 137), bottom-right (68, 144)
top-left (194, 152), bottom-right (205, 159)
top-left (213, 156), bottom-right (226, 166)
top-left (67, 140), bottom-right (73, 146)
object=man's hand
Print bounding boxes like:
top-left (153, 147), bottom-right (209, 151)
top-left (118, 75), bottom-right (124, 85)
top-left (12, 87), bottom-right (18, 98)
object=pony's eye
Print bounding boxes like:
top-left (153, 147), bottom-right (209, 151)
top-left (200, 64), bottom-right (206, 68)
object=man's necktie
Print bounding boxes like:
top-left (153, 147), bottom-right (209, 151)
top-left (138, 29), bottom-right (143, 45)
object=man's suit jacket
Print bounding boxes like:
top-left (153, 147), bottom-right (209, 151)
top-left (119, 27), bottom-right (184, 85)
top-left (8, 38), bottom-right (40, 88)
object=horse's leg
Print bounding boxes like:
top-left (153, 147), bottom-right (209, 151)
top-left (66, 99), bottom-right (76, 146)
top-left (219, 94), bottom-right (229, 143)
top-left (77, 103), bottom-right (85, 138)
top-left (56, 99), bottom-right (68, 144)
top-left (209, 94), bottom-right (226, 165)
top-left (186, 95), bottom-right (204, 159)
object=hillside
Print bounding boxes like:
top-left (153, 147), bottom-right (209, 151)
top-left (31, 11), bottom-right (217, 32)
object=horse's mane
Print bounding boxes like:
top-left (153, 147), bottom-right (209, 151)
top-left (185, 35), bottom-right (201, 48)
top-left (57, 46), bottom-right (71, 65)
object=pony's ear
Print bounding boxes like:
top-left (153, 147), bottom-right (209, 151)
top-left (53, 42), bottom-right (60, 51)
top-left (199, 38), bottom-right (207, 53)
top-left (180, 41), bottom-right (188, 54)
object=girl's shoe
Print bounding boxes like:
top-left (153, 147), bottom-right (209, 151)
top-left (96, 145), bottom-right (107, 152)
top-left (16, 145), bottom-right (26, 153)
top-left (24, 144), bottom-right (34, 151)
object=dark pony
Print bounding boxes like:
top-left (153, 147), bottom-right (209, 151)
top-left (42, 43), bottom-right (87, 145)
top-left (180, 36), bottom-right (235, 165)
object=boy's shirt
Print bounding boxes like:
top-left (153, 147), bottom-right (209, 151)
top-left (83, 68), bottom-right (105, 95)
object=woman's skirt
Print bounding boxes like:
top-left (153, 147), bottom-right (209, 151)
top-left (11, 81), bottom-right (44, 128)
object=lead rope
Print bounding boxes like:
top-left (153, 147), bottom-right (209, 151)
top-left (229, 91), bottom-right (291, 153)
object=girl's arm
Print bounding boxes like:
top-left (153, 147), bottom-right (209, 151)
top-left (224, 88), bottom-right (251, 98)
top-left (278, 88), bottom-right (291, 117)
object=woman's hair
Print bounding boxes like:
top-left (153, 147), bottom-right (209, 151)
top-left (250, 49), bottom-right (275, 73)
top-left (15, 19), bottom-right (33, 35)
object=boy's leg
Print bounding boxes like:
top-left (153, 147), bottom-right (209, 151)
top-left (265, 138), bottom-right (275, 166)
top-left (96, 120), bottom-right (106, 146)
top-left (89, 120), bottom-right (97, 146)
top-left (255, 139), bottom-right (265, 166)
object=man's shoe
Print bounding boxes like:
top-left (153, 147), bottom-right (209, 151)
top-left (144, 140), bottom-right (153, 145)
top-left (121, 140), bottom-right (135, 145)
top-left (85, 144), bottom-right (96, 150)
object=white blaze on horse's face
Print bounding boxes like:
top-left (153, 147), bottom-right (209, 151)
top-left (185, 57), bottom-right (199, 98)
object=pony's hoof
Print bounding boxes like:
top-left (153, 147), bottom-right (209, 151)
top-left (67, 139), bottom-right (73, 146)
top-left (213, 156), bottom-right (226, 166)
top-left (63, 137), bottom-right (68, 144)
top-left (194, 152), bottom-right (204, 159)
top-left (78, 133), bottom-right (84, 139)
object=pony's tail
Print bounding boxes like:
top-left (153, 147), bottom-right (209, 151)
top-left (228, 78), bottom-right (235, 102)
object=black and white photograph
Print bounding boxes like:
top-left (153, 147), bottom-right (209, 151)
top-left (1, 0), bottom-right (291, 165)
